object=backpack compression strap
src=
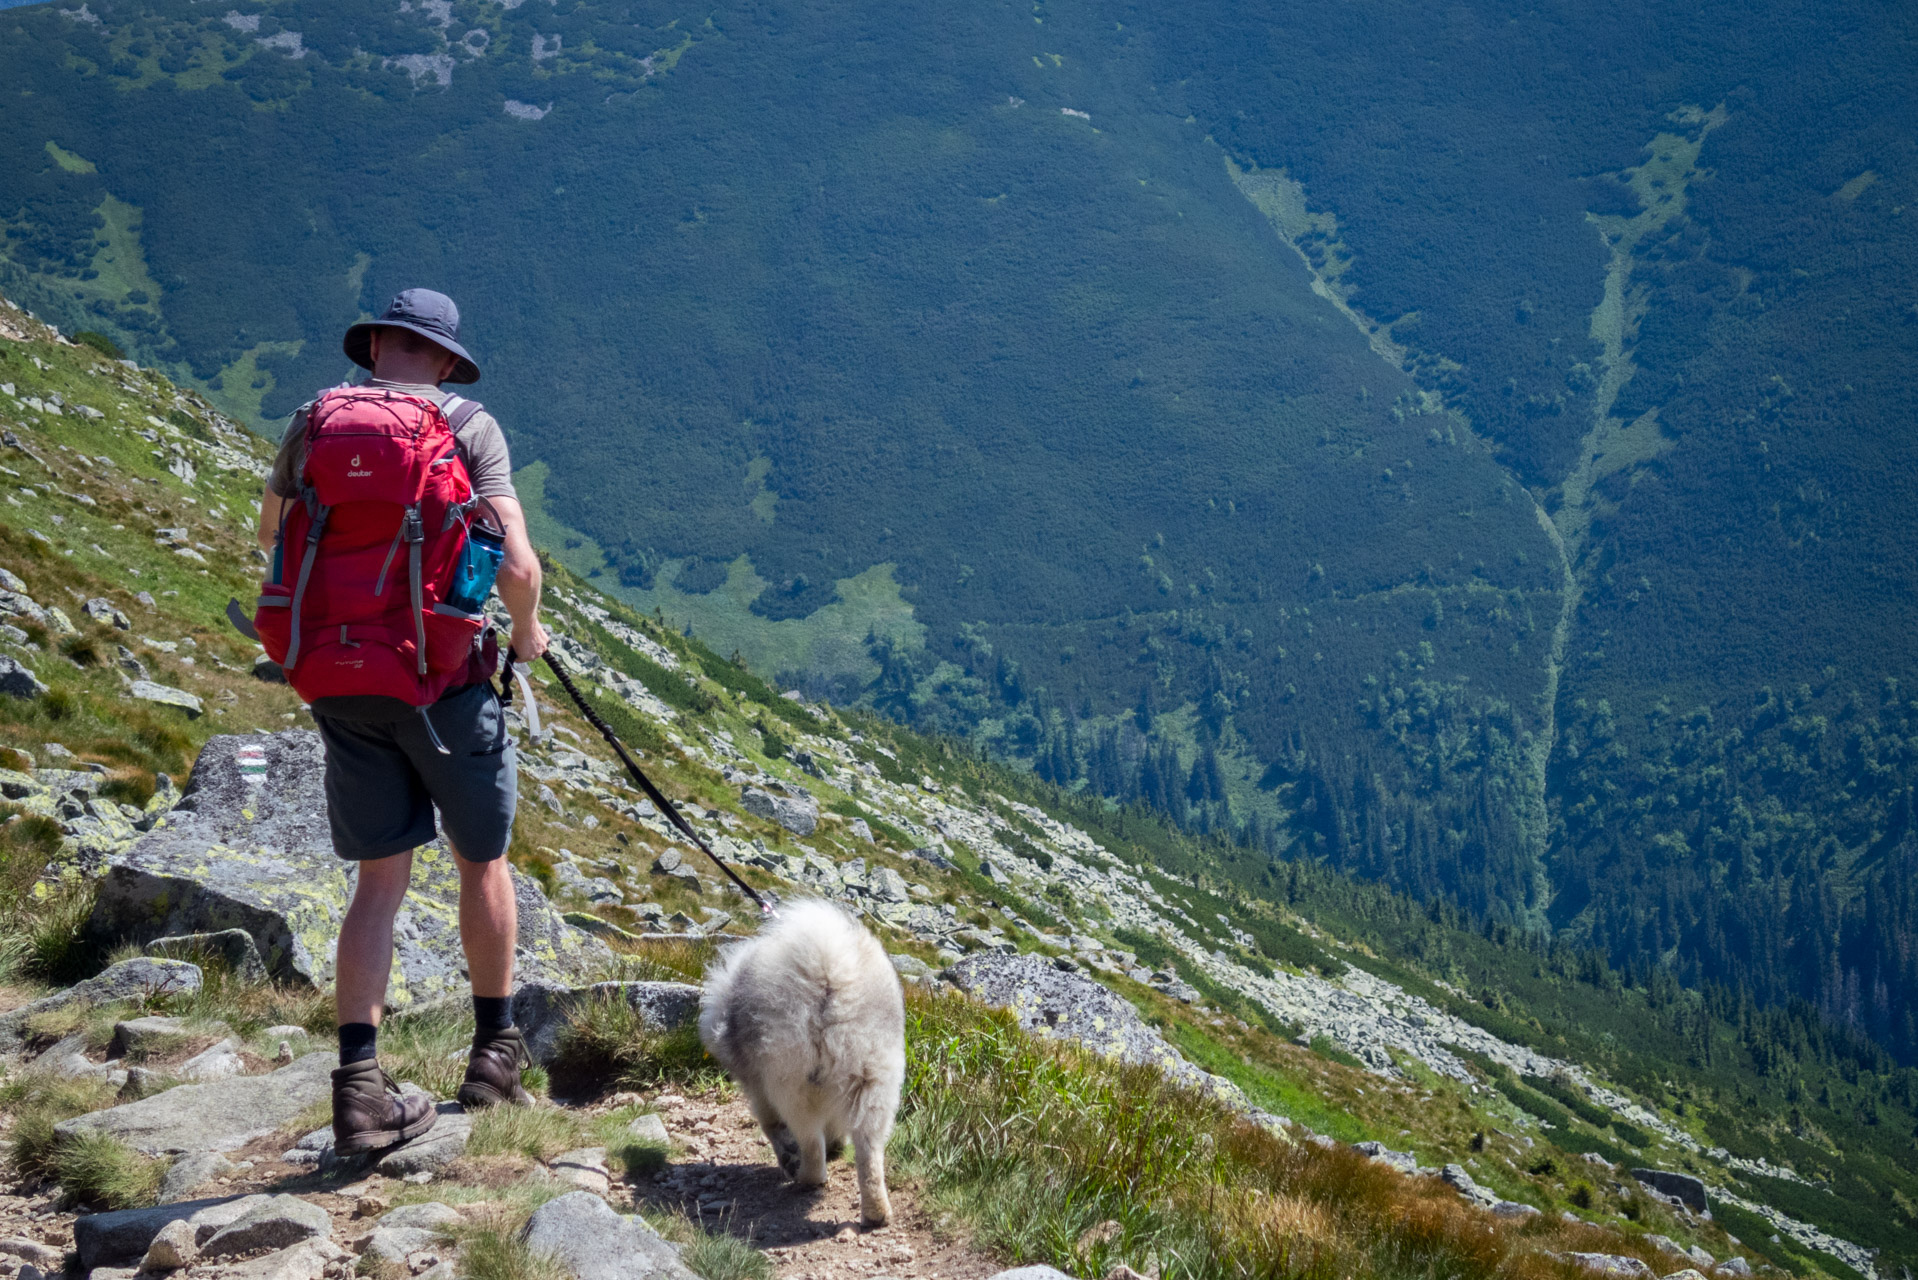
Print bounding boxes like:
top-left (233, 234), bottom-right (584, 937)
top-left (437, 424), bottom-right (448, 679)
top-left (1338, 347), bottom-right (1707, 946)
top-left (282, 493), bottom-right (330, 671)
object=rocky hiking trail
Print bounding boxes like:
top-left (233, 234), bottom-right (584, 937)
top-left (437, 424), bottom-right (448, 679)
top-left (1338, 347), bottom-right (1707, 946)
top-left (0, 1058), bottom-right (1003, 1280)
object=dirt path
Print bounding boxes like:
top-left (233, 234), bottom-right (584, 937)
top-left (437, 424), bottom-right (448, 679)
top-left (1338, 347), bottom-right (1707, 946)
top-left (0, 1075), bottom-right (1004, 1280)
top-left (630, 1091), bottom-right (1001, 1280)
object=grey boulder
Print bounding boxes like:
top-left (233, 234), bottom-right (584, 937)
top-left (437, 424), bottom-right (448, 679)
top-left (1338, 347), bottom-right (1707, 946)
top-left (0, 655), bottom-right (47, 699)
top-left (1564, 1255), bottom-right (1654, 1276)
top-left (1353, 1142), bottom-right (1417, 1174)
top-left (155, 1152), bottom-right (242, 1204)
top-left (74, 1195), bottom-right (259, 1269)
top-left (128, 681), bottom-right (203, 717)
top-left (359, 1206), bottom-right (458, 1268)
top-left (513, 978), bottom-right (701, 1066)
top-left (1630, 1167), bottom-right (1709, 1213)
top-left (87, 731), bottom-right (608, 1006)
top-left (144, 928), bottom-right (268, 982)
top-left (0, 957), bottom-right (201, 1051)
top-left (199, 1195), bottom-right (331, 1258)
top-left (54, 1051), bottom-right (334, 1156)
top-left (108, 1015), bottom-right (195, 1058)
top-left (375, 1102), bottom-right (472, 1176)
top-left (1438, 1164), bottom-right (1500, 1209)
top-left (518, 1191), bottom-right (698, 1280)
top-left (741, 786), bottom-right (818, 837)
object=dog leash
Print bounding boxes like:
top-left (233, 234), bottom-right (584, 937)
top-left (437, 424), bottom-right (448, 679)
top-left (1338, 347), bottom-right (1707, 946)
top-left (502, 645), bottom-right (772, 915)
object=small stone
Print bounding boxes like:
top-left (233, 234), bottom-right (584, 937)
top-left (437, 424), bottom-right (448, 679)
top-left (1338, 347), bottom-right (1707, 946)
top-left (252, 654), bottom-right (287, 683)
top-left (0, 1240), bottom-right (64, 1271)
top-left (889, 953), bottom-right (934, 980)
top-left (200, 1194), bottom-right (332, 1258)
top-left (178, 1038), bottom-right (245, 1081)
top-left (141, 1219), bottom-right (198, 1271)
top-left (549, 1147), bottom-right (610, 1195)
top-left (626, 1113), bottom-right (670, 1147)
top-left (128, 680), bottom-right (203, 717)
top-left (83, 598), bottom-right (131, 629)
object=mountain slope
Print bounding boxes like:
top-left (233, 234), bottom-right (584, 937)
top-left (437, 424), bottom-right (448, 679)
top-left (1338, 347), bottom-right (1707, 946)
top-left (2, 0), bottom-right (1916, 1074)
top-left (0, 296), bottom-right (1912, 1278)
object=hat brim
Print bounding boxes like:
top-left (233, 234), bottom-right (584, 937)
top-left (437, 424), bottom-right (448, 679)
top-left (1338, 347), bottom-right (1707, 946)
top-left (343, 320), bottom-right (481, 385)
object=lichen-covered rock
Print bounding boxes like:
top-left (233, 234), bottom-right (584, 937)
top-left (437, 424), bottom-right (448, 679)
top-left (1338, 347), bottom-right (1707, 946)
top-left (88, 732), bottom-right (609, 1005)
top-left (199, 1195), bottom-right (331, 1258)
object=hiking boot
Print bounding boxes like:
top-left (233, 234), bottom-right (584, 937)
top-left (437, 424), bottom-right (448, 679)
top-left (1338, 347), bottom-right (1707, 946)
top-left (458, 1026), bottom-right (533, 1109)
top-left (332, 1060), bottom-right (437, 1157)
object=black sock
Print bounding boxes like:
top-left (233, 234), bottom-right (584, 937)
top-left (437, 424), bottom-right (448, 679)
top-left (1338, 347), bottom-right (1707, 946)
top-left (339, 1022), bottom-right (378, 1066)
top-left (473, 995), bottom-right (513, 1035)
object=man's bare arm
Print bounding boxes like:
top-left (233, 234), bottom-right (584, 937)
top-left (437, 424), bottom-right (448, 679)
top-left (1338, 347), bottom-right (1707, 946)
top-left (257, 489), bottom-right (285, 553)
top-left (487, 494), bottom-right (548, 661)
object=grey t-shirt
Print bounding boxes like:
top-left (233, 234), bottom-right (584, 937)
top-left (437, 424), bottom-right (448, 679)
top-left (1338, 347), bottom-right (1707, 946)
top-left (267, 379), bottom-right (516, 500)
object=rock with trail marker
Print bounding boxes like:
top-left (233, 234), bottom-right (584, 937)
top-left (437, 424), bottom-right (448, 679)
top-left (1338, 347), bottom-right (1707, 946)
top-left (87, 732), bottom-right (608, 1004)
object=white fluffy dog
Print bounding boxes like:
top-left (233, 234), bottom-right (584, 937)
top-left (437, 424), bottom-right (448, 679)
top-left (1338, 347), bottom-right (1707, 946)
top-left (698, 899), bottom-right (906, 1225)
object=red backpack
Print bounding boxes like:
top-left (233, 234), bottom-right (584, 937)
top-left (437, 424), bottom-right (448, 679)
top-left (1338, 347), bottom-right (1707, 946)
top-left (254, 386), bottom-right (495, 710)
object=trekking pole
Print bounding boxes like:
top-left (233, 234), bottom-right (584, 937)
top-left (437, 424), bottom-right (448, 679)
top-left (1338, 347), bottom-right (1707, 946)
top-left (502, 646), bottom-right (772, 915)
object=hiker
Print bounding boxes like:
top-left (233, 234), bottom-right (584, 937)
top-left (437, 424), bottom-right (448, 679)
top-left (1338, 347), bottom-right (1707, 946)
top-left (253, 288), bottom-right (549, 1155)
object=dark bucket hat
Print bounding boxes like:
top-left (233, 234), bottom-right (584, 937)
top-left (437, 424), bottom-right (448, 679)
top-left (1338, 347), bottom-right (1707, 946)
top-left (343, 288), bottom-right (481, 384)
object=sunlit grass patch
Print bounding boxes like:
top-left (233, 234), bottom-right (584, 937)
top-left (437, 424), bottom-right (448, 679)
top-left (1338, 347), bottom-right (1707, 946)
top-left (892, 987), bottom-right (1608, 1280)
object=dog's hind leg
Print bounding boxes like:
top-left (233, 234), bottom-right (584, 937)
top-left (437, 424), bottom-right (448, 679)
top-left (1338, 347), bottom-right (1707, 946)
top-left (790, 1118), bottom-right (830, 1189)
top-left (851, 1125), bottom-right (891, 1226)
top-left (738, 1079), bottom-right (802, 1179)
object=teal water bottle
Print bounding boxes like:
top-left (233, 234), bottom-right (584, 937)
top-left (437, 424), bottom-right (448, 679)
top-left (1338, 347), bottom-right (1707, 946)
top-left (446, 523), bottom-right (506, 615)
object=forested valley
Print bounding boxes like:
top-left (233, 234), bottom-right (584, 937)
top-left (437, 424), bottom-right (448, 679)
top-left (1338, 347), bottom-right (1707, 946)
top-left (1, 0), bottom-right (1914, 1083)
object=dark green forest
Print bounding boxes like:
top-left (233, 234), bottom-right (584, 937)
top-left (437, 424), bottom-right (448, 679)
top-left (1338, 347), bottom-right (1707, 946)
top-left (2, 0), bottom-right (1915, 1081)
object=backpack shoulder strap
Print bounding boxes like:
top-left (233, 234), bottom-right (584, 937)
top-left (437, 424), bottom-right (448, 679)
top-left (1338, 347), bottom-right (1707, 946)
top-left (440, 395), bottom-right (485, 434)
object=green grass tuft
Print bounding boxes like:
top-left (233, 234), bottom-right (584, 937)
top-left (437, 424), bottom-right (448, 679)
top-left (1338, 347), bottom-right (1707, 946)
top-left (552, 990), bottom-right (719, 1091)
top-left (467, 1105), bottom-right (585, 1163)
top-left (49, 1129), bottom-right (165, 1209)
top-left (643, 1209), bottom-right (772, 1280)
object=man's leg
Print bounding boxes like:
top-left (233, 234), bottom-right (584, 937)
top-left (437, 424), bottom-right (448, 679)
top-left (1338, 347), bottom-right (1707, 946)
top-left (312, 710), bottom-right (440, 1156)
top-left (408, 684), bottom-right (530, 1108)
top-left (454, 845), bottom-right (532, 1106)
top-left (455, 845), bottom-right (518, 998)
top-left (336, 850), bottom-right (415, 1030)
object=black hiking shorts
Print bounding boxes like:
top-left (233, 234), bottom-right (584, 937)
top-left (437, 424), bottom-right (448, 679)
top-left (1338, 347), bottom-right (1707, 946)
top-left (311, 681), bottom-right (518, 862)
